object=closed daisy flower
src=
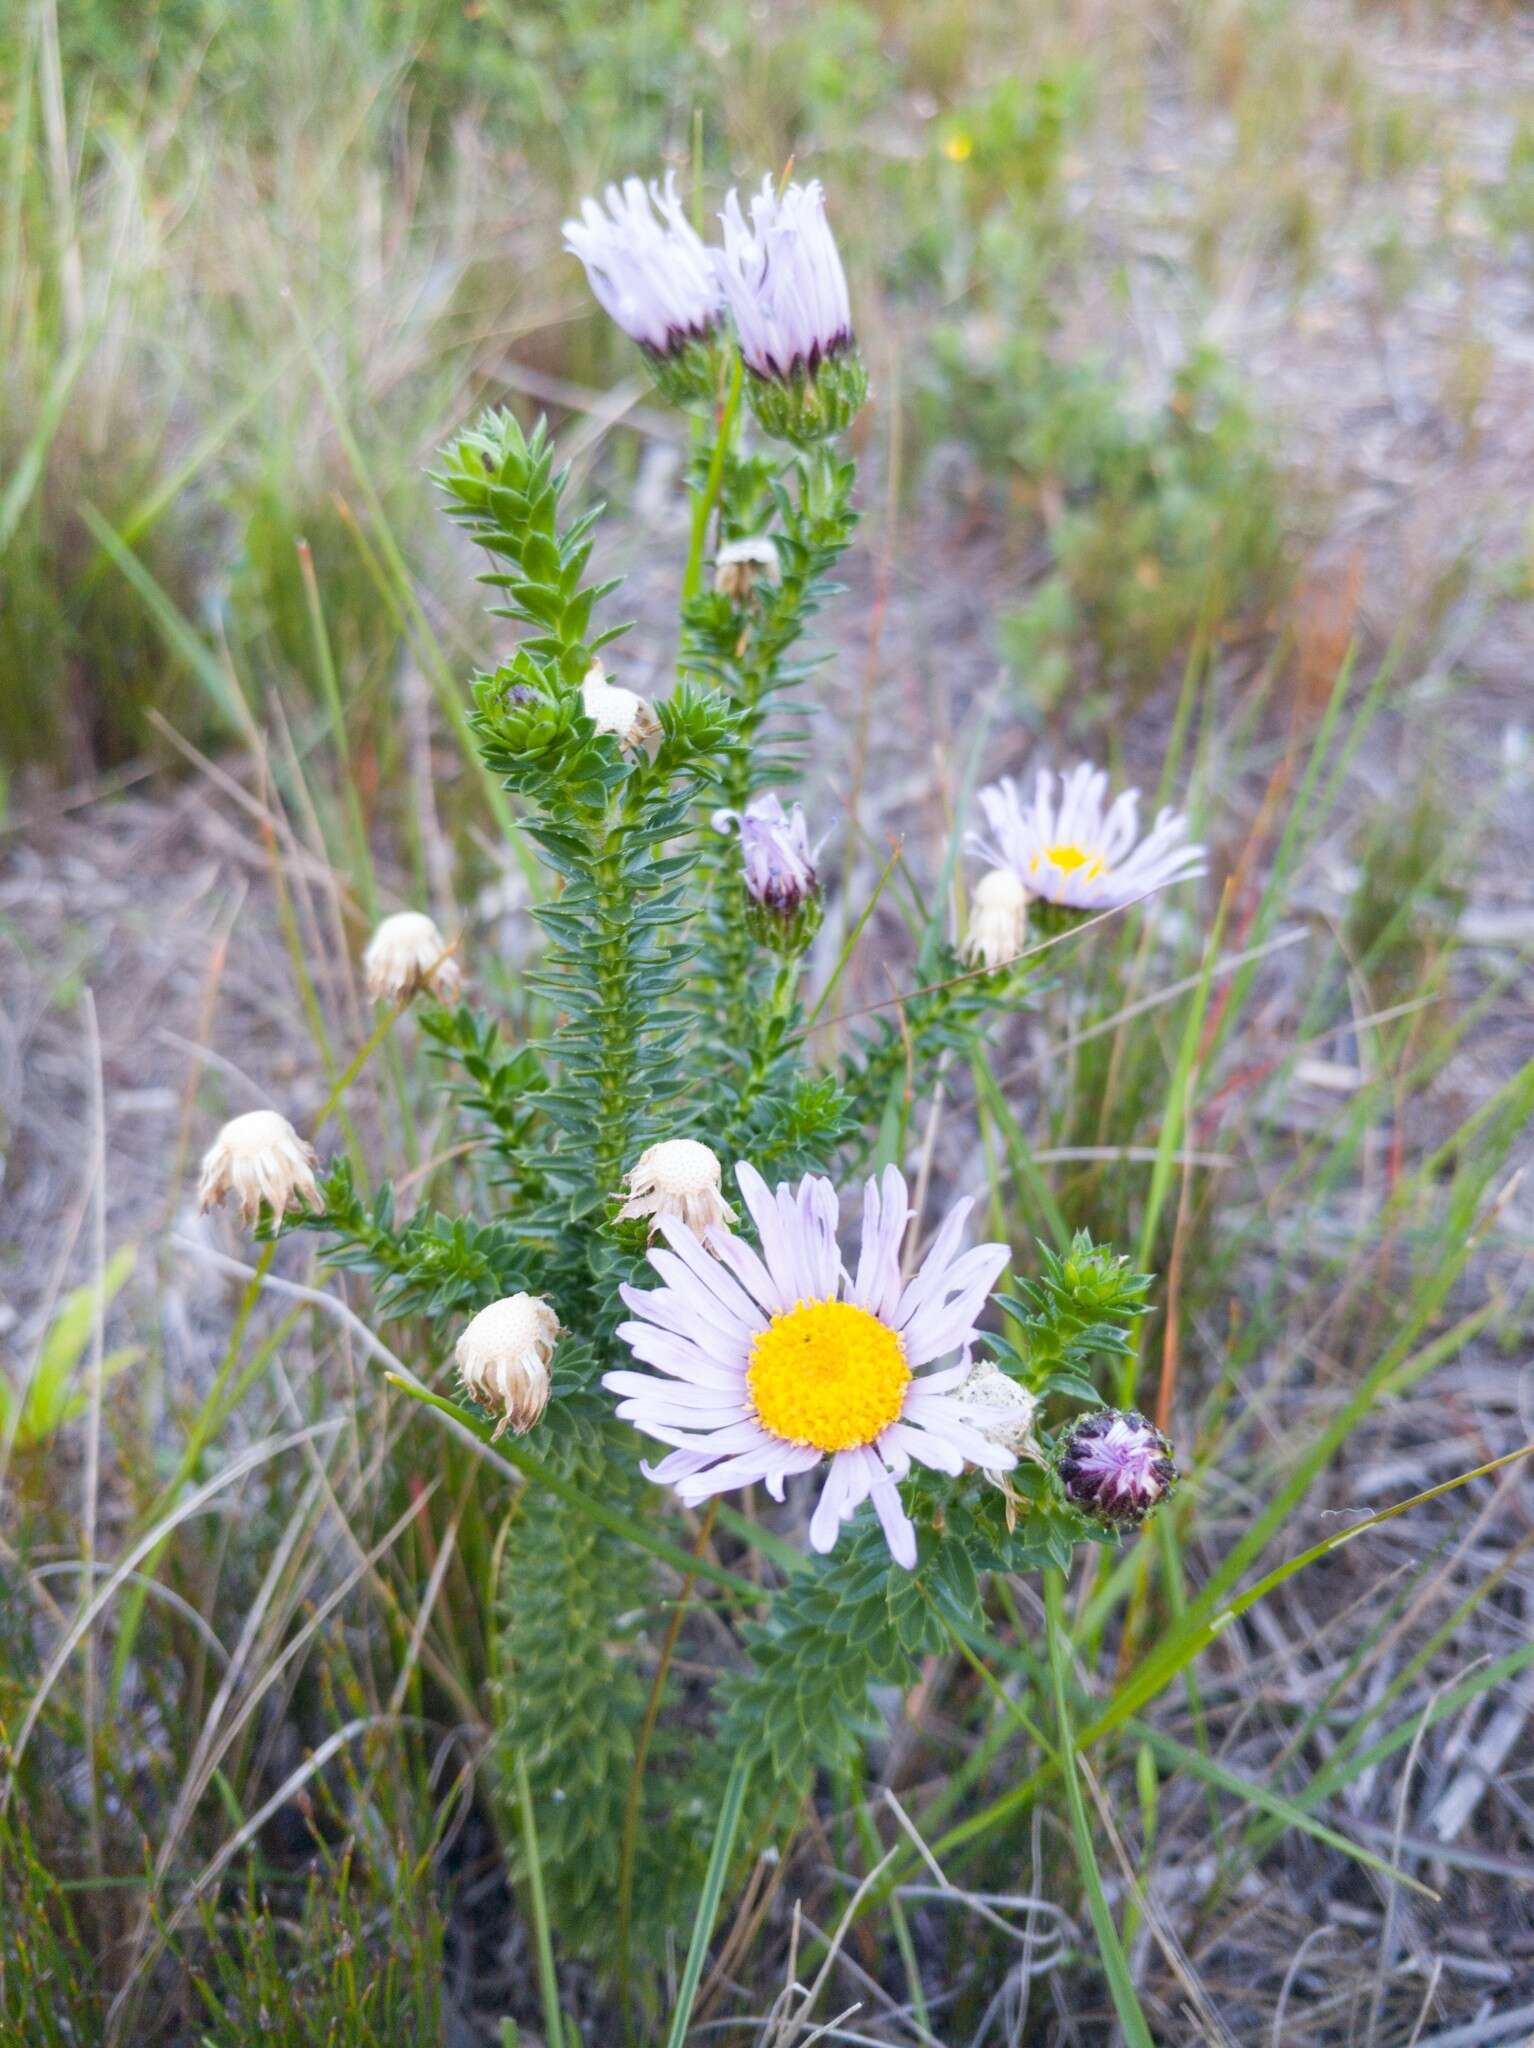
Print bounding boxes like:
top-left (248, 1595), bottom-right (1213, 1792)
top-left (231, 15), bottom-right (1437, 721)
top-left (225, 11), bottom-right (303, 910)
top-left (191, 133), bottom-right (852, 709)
top-left (563, 171), bottom-right (723, 404)
top-left (581, 663), bottom-right (659, 749)
top-left (970, 765), bottom-right (1205, 917)
top-left (604, 1163), bottom-right (1014, 1568)
top-left (197, 1110), bottom-right (321, 1230)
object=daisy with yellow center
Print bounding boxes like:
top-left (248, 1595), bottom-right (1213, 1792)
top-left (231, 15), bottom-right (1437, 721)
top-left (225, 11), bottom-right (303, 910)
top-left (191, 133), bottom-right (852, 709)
top-left (970, 764), bottom-right (1205, 914)
top-left (604, 1163), bottom-right (1014, 1567)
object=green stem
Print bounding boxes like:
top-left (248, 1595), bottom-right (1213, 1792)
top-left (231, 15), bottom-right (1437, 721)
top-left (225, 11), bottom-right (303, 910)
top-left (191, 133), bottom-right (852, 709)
top-left (515, 1753), bottom-right (564, 2048)
top-left (681, 351), bottom-right (743, 605)
top-left (1043, 1568), bottom-right (1153, 2048)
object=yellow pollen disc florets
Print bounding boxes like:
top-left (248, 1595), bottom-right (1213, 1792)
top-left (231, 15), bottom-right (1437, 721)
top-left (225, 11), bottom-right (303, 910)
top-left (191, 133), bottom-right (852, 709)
top-left (1032, 841), bottom-right (1106, 880)
top-left (747, 1299), bottom-right (910, 1453)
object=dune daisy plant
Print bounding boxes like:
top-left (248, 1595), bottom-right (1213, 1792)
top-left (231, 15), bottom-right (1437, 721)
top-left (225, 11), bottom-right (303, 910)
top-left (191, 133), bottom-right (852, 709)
top-left (212, 166), bottom-right (1200, 2012)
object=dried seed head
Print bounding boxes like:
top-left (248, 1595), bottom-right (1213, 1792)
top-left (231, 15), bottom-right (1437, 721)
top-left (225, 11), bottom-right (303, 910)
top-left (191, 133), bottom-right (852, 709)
top-left (363, 911), bottom-right (462, 1006)
top-left (714, 535), bottom-right (781, 603)
top-left (616, 1140), bottom-right (736, 1237)
top-left (963, 867), bottom-right (1030, 971)
top-left (1056, 1408), bottom-right (1179, 1529)
top-left (581, 663), bottom-right (660, 749)
top-left (197, 1110), bottom-right (321, 1231)
top-left (455, 1294), bottom-right (561, 1438)
top-left (951, 1359), bottom-right (1040, 1457)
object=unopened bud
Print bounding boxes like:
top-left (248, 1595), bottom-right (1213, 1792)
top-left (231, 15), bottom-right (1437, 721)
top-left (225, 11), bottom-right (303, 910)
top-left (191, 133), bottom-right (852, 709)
top-left (1055, 1408), bottom-right (1178, 1530)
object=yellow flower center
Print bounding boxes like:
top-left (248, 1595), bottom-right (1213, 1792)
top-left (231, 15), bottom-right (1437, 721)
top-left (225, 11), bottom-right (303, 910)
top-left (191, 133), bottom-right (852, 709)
top-left (1031, 842), bottom-right (1106, 880)
top-left (747, 1299), bottom-right (910, 1453)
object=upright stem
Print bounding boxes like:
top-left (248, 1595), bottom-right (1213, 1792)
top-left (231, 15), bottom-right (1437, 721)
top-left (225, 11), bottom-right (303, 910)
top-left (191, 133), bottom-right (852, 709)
top-left (1043, 1568), bottom-right (1153, 2048)
top-left (681, 352), bottom-right (744, 605)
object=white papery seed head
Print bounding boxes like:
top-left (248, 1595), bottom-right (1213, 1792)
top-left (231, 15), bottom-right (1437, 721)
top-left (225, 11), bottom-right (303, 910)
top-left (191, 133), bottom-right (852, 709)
top-left (951, 1360), bottom-right (1040, 1457)
top-left (363, 911), bottom-right (462, 1006)
top-left (197, 1110), bottom-right (321, 1230)
top-left (455, 1294), bottom-right (561, 1438)
top-left (963, 867), bottom-right (1030, 970)
top-left (582, 664), bottom-right (660, 749)
top-left (714, 535), bottom-right (781, 602)
top-left (616, 1140), bottom-right (737, 1237)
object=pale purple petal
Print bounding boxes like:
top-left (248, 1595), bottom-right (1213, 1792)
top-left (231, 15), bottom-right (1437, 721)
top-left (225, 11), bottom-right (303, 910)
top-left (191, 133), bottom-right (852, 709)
top-left (851, 1164), bottom-right (909, 1320)
top-left (864, 1449), bottom-right (917, 1569)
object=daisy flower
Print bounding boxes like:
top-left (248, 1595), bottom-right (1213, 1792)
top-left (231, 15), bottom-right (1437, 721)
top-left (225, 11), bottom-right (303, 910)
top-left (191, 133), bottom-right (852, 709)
top-left (970, 765), bottom-right (1205, 915)
top-left (604, 1164), bottom-right (1015, 1568)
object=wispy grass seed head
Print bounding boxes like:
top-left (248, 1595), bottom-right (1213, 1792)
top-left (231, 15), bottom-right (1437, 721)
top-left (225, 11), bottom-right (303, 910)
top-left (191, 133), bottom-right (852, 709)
top-left (606, 1163), bottom-right (1014, 1568)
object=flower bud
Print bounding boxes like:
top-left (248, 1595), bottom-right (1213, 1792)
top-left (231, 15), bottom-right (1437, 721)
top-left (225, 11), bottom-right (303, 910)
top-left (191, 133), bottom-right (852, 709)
top-left (713, 793), bottom-right (824, 954)
top-left (582, 663), bottom-right (660, 749)
top-left (951, 1360), bottom-right (1039, 1457)
top-left (1055, 1408), bottom-right (1178, 1530)
top-left (712, 177), bottom-right (868, 445)
top-left (563, 171), bottom-right (724, 407)
top-left (197, 1110), bottom-right (321, 1230)
top-left (963, 867), bottom-right (1030, 971)
top-left (615, 1139), bottom-right (736, 1237)
top-left (363, 911), bottom-right (461, 1006)
top-left (455, 1294), bottom-right (561, 1438)
top-left (714, 535), bottom-right (781, 604)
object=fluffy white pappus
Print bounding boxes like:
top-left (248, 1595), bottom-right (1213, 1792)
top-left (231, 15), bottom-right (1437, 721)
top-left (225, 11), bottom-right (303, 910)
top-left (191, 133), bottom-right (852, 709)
top-left (969, 764), bottom-right (1206, 913)
top-left (712, 176), bottom-right (854, 381)
top-left (563, 171), bottom-right (723, 356)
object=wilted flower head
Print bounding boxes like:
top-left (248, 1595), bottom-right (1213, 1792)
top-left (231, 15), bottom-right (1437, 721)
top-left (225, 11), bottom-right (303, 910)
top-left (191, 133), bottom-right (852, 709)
top-left (963, 866), bottom-right (1030, 971)
top-left (582, 663), bottom-right (659, 749)
top-left (714, 535), bottom-right (781, 603)
top-left (971, 766), bottom-right (1205, 919)
top-left (563, 171), bottom-right (722, 364)
top-left (363, 911), bottom-right (461, 1006)
top-left (605, 1162), bottom-right (1014, 1568)
top-left (455, 1294), bottom-right (561, 1438)
top-left (616, 1139), bottom-right (736, 1237)
top-left (197, 1110), bottom-right (321, 1230)
top-left (1056, 1408), bottom-right (1178, 1529)
top-left (951, 1359), bottom-right (1039, 1457)
top-left (713, 177), bottom-right (867, 442)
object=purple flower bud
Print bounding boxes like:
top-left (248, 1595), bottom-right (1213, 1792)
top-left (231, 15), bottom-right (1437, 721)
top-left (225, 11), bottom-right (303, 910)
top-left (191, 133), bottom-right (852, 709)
top-left (1055, 1409), bottom-right (1178, 1530)
top-left (563, 172), bottom-right (723, 360)
top-left (714, 794), bottom-right (820, 915)
top-left (711, 178), bottom-right (867, 443)
top-left (713, 177), bottom-right (853, 381)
